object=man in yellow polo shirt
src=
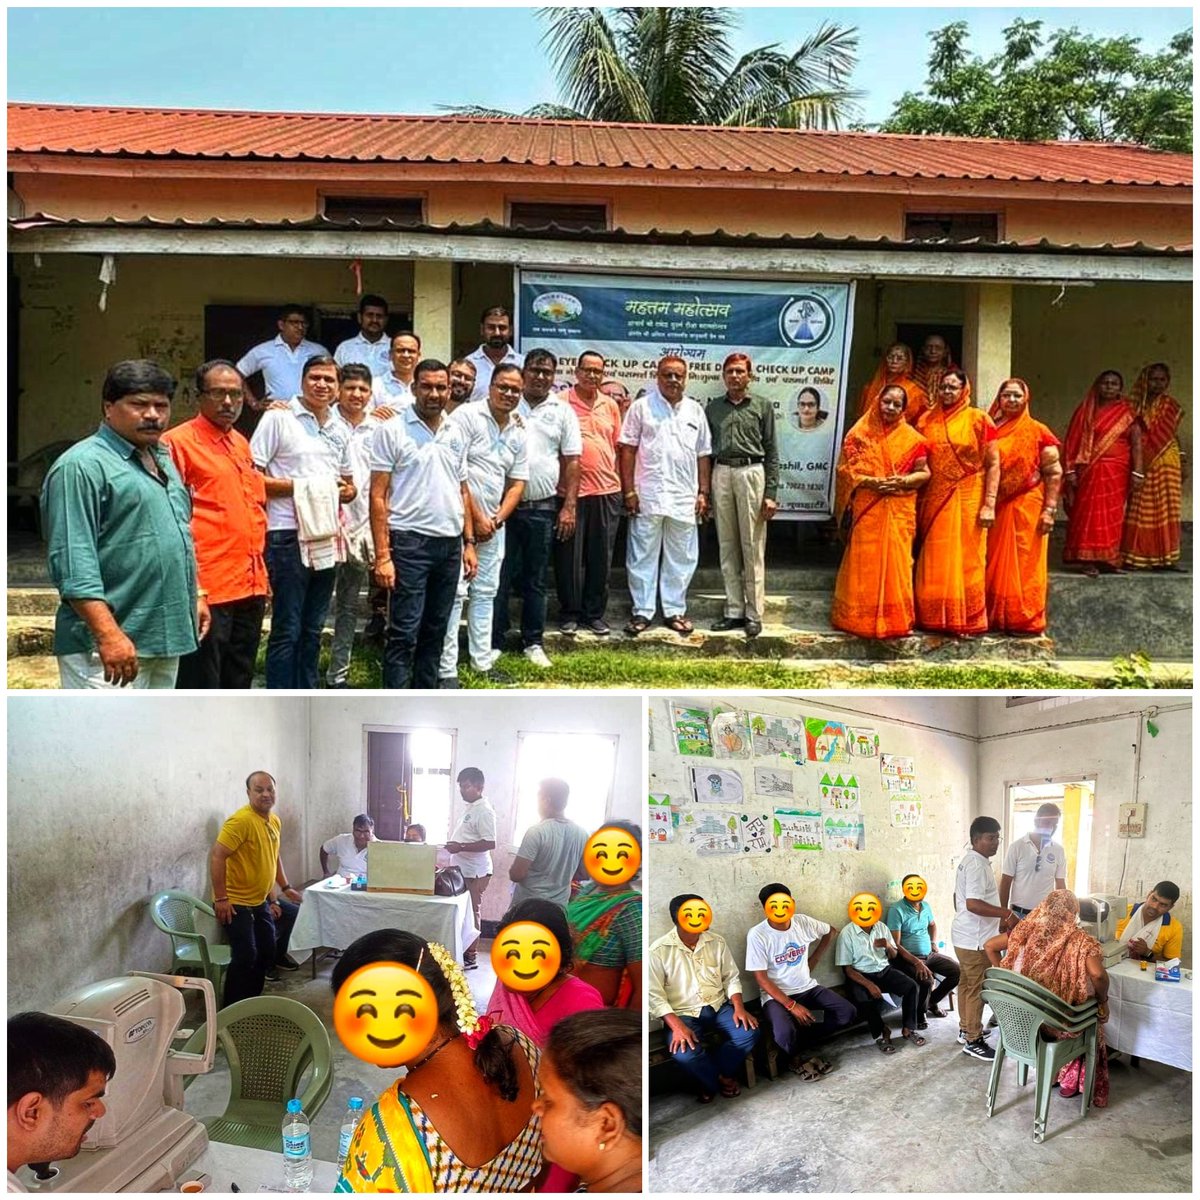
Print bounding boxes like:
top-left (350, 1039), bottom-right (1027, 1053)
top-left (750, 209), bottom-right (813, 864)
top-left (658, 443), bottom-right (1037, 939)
top-left (209, 770), bottom-right (303, 1005)
top-left (1116, 881), bottom-right (1184, 962)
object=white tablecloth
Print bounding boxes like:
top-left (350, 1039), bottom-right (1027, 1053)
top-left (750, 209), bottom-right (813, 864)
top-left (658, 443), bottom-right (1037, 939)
top-left (187, 1141), bottom-right (339, 1192)
top-left (1105, 959), bottom-right (1192, 1070)
top-left (290, 880), bottom-right (477, 962)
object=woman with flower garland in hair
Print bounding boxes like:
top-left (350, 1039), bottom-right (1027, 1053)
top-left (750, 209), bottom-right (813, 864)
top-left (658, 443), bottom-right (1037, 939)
top-left (333, 929), bottom-right (546, 1193)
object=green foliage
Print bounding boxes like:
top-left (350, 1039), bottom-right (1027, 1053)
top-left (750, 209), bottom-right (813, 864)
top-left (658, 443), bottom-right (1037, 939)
top-left (1106, 651), bottom-right (1155, 689)
top-left (881, 21), bottom-right (1192, 150)
top-left (445, 7), bottom-right (861, 129)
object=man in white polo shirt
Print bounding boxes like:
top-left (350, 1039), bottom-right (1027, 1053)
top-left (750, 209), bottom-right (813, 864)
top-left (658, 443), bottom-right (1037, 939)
top-left (371, 331), bottom-right (421, 412)
top-left (465, 305), bottom-right (522, 403)
top-left (333, 294), bottom-right (392, 377)
top-left (440, 364), bottom-right (529, 683)
top-left (999, 803), bottom-right (1067, 919)
top-left (250, 355), bottom-right (356, 689)
top-left (492, 348), bottom-right (582, 669)
top-left (445, 766), bottom-right (498, 970)
top-left (618, 355), bottom-right (712, 636)
top-left (320, 814), bottom-right (376, 879)
top-left (237, 304), bottom-right (329, 412)
top-left (369, 359), bottom-right (476, 689)
top-left (952, 815), bottom-right (1019, 1061)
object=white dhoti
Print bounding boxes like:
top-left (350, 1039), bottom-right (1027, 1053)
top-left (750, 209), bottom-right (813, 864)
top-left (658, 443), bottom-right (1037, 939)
top-left (626, 513), bottom-right (699, 619)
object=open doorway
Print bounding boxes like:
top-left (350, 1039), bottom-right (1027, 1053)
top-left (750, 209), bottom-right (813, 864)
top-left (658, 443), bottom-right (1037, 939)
top-left (365, 726), bottom-right (456, 842)
top-left (1006, 777), bottom-right (1096, 896)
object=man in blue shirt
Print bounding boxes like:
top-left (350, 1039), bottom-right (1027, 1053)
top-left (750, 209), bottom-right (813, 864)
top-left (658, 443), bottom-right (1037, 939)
top-left (886, 874), bottom-right (962, 1023)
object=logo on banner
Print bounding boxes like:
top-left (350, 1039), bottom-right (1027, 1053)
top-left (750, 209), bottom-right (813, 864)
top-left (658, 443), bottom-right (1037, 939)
top-left (532, 291), bottom-right (583, 324)
top-left (779, 295), bottom-right (835, 351)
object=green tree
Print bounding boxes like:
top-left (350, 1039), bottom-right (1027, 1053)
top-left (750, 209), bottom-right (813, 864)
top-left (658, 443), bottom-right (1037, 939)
top-left (445, 7), bottom-right (860, 129)
top-left (880, 21), bottom-right (1192, 151)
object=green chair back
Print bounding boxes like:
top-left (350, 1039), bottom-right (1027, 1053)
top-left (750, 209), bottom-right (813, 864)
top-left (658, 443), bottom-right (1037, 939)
top-left (150, 890), bottom-right (232, 1002)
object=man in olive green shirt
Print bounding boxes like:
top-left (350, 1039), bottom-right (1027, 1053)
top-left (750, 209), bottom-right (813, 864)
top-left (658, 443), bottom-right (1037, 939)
top-left (42, 359), bottom-right (208, 689)
top-left (705, 354), bottom-right (779, 638)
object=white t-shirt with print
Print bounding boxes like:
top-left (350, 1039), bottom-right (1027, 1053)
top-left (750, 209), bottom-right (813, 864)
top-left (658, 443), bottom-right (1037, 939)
top-left (744, 913), bottom-right (830, 996)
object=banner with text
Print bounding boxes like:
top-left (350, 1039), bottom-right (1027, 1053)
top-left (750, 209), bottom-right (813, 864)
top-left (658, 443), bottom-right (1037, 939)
top-left (517, 270), bottom-right (856, 518)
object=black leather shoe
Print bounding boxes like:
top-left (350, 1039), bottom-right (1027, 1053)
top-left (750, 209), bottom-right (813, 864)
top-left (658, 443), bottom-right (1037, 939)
top-left (711, 617), bottom-right (746, 631)
top-left (745, 621), bottom-right (763, 638)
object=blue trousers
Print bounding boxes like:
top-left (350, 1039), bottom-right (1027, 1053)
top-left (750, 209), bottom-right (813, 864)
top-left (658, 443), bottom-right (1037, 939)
top-left (494, 504), bottom-right (556, 649)
top-left (264, 530), bottom-right (337, 689)
top-left (762, 984), bottom-right (858, 1057)
top-left (669, 1002), bottom-right (759, 1096)
top-left (382, 530), bottom-right (461, 689)
top-left (223, 898), bottom-right (299, 1007)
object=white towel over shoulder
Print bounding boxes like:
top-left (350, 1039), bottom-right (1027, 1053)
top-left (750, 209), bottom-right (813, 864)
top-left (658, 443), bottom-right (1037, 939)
top-left (293, 476), bottom-right (346, 570)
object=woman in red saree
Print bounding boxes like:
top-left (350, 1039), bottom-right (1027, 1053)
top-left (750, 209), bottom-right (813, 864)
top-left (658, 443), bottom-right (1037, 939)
top-left (857, 343), bottom-right (927, 423)
top-left (914, 369), bottom-right (999, 635)
top-left (1122, 363), bottom-right (1185, 569)
top-left (985, 379), bottom-right (1063, 634)
top-left (1063, 371), bottom-right (1144, 575)
top-left (832, 384), bottom-right (931, 638)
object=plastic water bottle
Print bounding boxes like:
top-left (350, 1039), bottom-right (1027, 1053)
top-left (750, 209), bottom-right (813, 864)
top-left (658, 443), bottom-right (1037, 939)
top-left (282, 1098), bottom-right (313, 1192)
top-left (338, 1097), bottom-right (364, 1165)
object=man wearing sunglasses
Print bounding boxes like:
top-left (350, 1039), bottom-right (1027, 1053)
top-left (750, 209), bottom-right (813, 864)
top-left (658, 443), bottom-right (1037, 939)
top-left (999, 802), bottom-right (1067, 920)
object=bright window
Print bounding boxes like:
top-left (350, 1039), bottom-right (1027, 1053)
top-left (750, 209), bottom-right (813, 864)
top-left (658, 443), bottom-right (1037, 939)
top-left (512, 732), bottom-right (618, 845)
top-left (410, 728), bottom-right (455, 841)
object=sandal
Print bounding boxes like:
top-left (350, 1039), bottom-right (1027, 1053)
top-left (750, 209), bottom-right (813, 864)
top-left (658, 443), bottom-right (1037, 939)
top-left (788, 1059), bottom-right (822, 1082)
top-left (665, 615), bottom-right (694, 634)
top-left (624, 615), bottom-right (650, 636)
top-left (903, 1030), bottom-right (927, 1047)
top-left (810, 1056), bottom-right (834, 1075)
top-left (876, 1036), bottom-right (896, 1055)
top-left (717, 1076), bottom-right (741, 1098)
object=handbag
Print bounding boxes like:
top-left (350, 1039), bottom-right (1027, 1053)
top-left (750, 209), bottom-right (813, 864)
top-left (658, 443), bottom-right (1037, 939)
top-left (434, 866), bottom-right (466, 896)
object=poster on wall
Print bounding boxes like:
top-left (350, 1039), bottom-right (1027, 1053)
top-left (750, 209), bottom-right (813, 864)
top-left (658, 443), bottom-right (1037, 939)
top-left (648, 793), bottom-right (673, 842)
top-left (889, 798), bottom-right (924, 828)
top-left (824, 813), bottom-right (867, 851)
top-left (818, 772), bottom-right (861, 810)
top-left (517, 270), bottom-right (857, 517)
top-left (849, 727), bottom-right (881, 757)
top-left (880, 754), bottom-right (918, 792)
top-left (710, 708), bottom-right (752, 758)
top-left (671, 704), bottom-right (713, 756)
top-left (740, 813), bottom-right (773, 854)
top-left (805, 717), bottom-right (851, 763)
top-left (688, 766), bottom-right (745, 805)
top-left (747, 712), bottom-right (807, 763)
top-left (678, 808), bottom-right (743, 855)
top-left (774, 808), bottom-right (824, 850)
top-left (753, 767), bottom-right (796, 799)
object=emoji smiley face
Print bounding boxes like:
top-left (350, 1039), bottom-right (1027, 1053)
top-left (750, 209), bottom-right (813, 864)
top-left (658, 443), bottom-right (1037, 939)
top-left (583, 826), bottom-right (642, 887)
top-left (764, 892), bottom-right (795, 923)
top-left (491, 921), bottom-right (562, 992)
top-left (676, 899), bottom-right (712, 935)
top-left (903, 876), bottom-right (927, 903)
top-left (848, 892), bottom-right (882, 929)
top-left (332, 962), bottom-right (438, 1067)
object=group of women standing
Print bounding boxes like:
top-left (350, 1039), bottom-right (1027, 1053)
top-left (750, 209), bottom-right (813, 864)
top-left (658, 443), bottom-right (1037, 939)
top-left (833, 340), bottom-right (1184, 642)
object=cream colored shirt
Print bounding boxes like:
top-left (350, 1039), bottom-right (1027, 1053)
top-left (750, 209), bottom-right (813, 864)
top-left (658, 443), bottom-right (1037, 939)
top-left (648, 926), bottom-right (743, 1019)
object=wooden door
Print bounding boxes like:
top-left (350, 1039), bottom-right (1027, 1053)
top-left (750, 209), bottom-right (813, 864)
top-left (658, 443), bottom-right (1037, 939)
top-left (367, 731), bottom-right (414, 841)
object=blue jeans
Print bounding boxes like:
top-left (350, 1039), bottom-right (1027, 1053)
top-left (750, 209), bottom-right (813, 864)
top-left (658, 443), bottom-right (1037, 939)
top-left (383, 530), bottom-right (461, 689)
top-left (264, 531), bottom-right (337, 689)
top-left (494, 504), bottom-right (556, 649)
top-left (223, 898), bottom-right (299, 1006)
top-left (669, 1002), bottom-right (759, 1096)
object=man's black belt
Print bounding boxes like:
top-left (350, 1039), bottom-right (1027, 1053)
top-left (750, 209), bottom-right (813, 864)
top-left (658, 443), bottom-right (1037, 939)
top-left (717, 457), bottom-right (764, 468)
top-left (517, 496), bottom-right (560, 510)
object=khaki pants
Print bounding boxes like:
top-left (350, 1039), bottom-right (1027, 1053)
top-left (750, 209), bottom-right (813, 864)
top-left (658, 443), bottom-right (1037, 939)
top-left (712, 463), bottom-right (767, 622)
top-left (464, 873), bottom-right (491, 960)
top-left (955, 947), bottom-right (990, 1040)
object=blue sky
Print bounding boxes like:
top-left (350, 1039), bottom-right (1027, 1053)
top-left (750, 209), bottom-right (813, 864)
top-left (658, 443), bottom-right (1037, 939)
top-left (7, 5), bottom-right (1192, 126)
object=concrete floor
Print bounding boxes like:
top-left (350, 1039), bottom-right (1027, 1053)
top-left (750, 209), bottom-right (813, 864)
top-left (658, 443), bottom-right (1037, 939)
top-left (649, 1016), bottom-right (1192, 1193)
top-left (183, 944), bottom-right (501, 1166)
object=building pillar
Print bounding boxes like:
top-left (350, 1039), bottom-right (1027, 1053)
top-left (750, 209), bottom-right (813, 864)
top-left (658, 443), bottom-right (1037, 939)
top-left (412, 259), bottom-right (454, 362)
top-left (962, 281), bottom-right (1012, 406)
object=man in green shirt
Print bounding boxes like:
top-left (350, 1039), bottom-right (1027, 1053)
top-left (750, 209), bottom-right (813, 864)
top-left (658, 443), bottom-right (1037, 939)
top-left (705, 354), bottom-right (779, 639)
top-left (42, 359), bottom-right (208, 688)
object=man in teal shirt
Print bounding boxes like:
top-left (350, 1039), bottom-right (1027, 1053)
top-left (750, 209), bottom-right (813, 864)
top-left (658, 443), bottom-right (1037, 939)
top-left (42, 360), bottom-right (208, 688)
top-left (886, 875), bottom-right (961, 1022)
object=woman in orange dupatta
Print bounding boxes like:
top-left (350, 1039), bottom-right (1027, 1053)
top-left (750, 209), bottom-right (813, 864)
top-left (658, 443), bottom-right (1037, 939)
top-left (857, 343), bottom-right (927, 423)
top-left (912, 334), bottom-right (956, 409)
top-left (1063, 370), bottom-right (1143, 575)
top-left (914, 368), bottom-right (1000, 635)
top-left (832, 384), bottom-right (931, 638)
top-left (985, 379), bottom-right (1063, 634)
top-left (1122, 363), bottom-right (1185, 569)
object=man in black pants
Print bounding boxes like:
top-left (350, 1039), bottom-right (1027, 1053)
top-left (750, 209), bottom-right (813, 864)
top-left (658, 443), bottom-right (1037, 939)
top-left (886, 874), bottom-right (961, 1022)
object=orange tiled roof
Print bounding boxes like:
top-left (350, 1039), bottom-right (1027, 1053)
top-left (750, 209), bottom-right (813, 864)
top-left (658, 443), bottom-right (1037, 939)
top-left (7, 103), bottom-right (1192, 187)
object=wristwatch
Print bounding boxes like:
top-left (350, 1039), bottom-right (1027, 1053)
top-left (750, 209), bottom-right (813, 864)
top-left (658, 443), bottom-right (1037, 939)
top-left (464, 537), bottom-right (477, 546)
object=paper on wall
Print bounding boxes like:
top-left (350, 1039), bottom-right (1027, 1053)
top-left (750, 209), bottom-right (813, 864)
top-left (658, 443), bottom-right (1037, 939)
top-left (824, 812), bottom-right (866, 851)
top-left (688, 765), bottom-right (745, 805)
top-left (671, 704), bottom-right (713, 756)
top-left (880, 754), bottom-right (918, 792)
top-left (648, 793), bottom-right (673, 842)
top-left (774, 807), bottom-right (823, 850)
top-left (677, 808), bottom-right (743, 855)
top-left (817, 772), bottom-right (861, 811)
top-left (747, 712), bottom-right (807, 763)
top-left (710, 707), bottom-right (752, 758)
top-left (849, 727), bottom-right (880, 757)
top-left (805, 717), bottom-right (851, 763)
top-left (889, 798), bottom-right (923, 828)
top-left (753, 766), bottom-right (795, 799)
top-left (740, 813), bottom-right (773, 854)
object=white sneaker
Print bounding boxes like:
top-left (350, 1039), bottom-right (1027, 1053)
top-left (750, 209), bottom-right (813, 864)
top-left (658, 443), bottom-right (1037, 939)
top-left (523, 645), bottom-right (552, 669)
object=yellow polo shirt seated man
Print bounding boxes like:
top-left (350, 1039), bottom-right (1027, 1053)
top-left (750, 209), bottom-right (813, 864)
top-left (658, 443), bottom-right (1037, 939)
top-left (1115, 881), bottom-right (1184, 962)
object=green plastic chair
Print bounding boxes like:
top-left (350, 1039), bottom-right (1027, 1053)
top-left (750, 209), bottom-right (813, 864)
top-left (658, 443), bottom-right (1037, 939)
top-left (150, 890), bottom-right (232, 1002)
top-left (982, 967), bottom-right (1099, 1143)
top-left (192, 995), bottom-right (334, 1150)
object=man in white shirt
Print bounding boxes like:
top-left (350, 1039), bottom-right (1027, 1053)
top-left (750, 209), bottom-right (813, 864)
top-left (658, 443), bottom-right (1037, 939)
top-left (236, 304), bottom-right (329, 411)
top-left (952, 816), bottom-right (1019, 1060)
top-left (440, 364), bottom-right (528, 683)
top-left (618, 356), bottom-right (712, 636)
top-left (648, 893), bottom-right (759, 1102)
top-left (745, 883), bottom-right (856, 1077)
top-left (250, 356), bottom-right (356, 689)
top-left (446, 358), bottom-right (478, 418)
top-left (320, 814), bottom-right (376, 878)
top-left (465, 305), bottom-right (522, 402)
top-left (369, 359), bottom-right (476, 689)
top-left (444, 766), bottom-right (498, 970)
top-left (492, 348), bottom-right (582, 669)
top-left (7, 1013), bottom-right (116, 1194)
top-left (333, 294), bottom-right (392, 377)
top-left (371, 331), bottom-right (421, 412)
top-left (999, 803), bottom-right (1067, 918)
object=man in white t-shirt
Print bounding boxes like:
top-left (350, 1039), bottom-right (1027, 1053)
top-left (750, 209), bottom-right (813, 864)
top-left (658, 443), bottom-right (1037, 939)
top-left (745, 883), bottom-right (856, 1077)
top-left (952, 816), bottom-right (1019, 1060)
top-left (333, 294), bottom-right (392, 377)
top-left (999, 803), bottom-right (1067, 918)
top-left (319, 814), bottom-right (376, 879)
top-left (444, 767), bottom-right (497, 970)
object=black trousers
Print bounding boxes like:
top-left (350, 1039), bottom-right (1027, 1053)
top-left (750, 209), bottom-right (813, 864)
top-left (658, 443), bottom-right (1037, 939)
top-left (553, 492), bottom-right (621, 622)
top-left (175, 595), bottom-right (267, 690)
top-left (382, 531), bottom-right (461, 689)
top-left (223, 898), bottom-right (299, 1006)
top-left (846, 966), bottom-right (920, 1037)
top-left (895, 950), bottom-right (961, 1012)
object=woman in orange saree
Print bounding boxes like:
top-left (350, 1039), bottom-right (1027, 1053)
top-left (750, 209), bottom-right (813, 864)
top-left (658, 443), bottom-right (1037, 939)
top-left (912, 333), bottom-right (955, 407)
top-left (914, 369), bottom-right (1000, 635)
top-left (857, 343), bottom-right (927, 423)
top-left (1122, 363), bottom-right (1185, 569)
top-left (985, 379), bottom-right (1063, 634)
top-left (1063, 370), bottom-right (1143, 575)
top-left (832, 384), bottom-right (931, 638)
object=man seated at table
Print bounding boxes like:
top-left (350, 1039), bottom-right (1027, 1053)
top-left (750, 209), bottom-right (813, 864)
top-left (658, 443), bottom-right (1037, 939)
top-left (648, 893), bottom-right (758, 1102)
top-left (1116, 881), bottom-right (1183, 963)
top-left (320, 813), bottom-right (376, 879)
top-left (404, 824), bottom-right (427, 843)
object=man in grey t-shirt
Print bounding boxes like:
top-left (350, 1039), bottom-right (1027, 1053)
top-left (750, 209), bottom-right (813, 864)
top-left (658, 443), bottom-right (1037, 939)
top-left (508, 777), bottom-right (589, 908)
